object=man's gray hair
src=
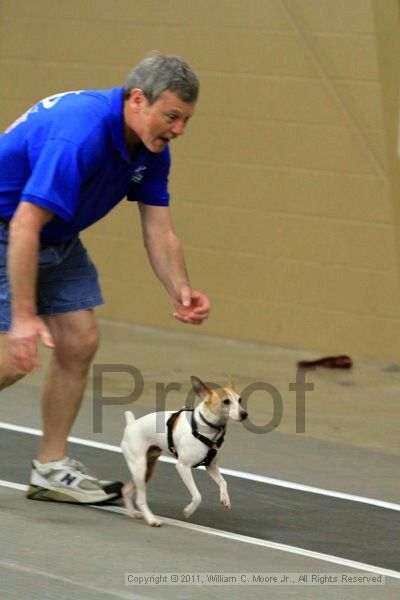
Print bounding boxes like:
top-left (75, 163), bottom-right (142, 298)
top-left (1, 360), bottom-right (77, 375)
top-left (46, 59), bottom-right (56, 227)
top-left (124, 52), bottom-right (199, 104)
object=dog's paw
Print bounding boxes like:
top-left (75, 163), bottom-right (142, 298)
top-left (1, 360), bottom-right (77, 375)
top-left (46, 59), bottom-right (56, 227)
top-left (124, 504), bottom-right (141, 519)
top-left (183, 495), bottom-right (201, 518)
top-left (183, 503), bottom-right (197, 518)
top-left (149, 517), bottom-right (163, 527)
top-left (220, 494), bottom-right (231, 508)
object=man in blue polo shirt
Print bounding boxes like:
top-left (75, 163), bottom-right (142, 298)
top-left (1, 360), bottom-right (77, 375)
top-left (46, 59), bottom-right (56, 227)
top-left (0, 52), bottom-right (210, 504)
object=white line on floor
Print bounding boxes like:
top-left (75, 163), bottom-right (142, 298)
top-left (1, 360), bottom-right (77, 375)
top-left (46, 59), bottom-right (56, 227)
top-left (1, 420), bottom-right (400, 513)
top-left (0, 558), bottom-right (142, 599)
top-left (1, 479), bottom-right (399, 581)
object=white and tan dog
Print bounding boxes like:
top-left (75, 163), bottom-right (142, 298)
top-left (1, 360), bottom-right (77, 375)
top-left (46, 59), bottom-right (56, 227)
top-left (121, 376), bottom-right (247, 527)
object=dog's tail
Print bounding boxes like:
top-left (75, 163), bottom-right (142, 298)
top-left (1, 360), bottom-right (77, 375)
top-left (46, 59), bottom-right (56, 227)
top-left (124, 411), bottom-right (136, 425)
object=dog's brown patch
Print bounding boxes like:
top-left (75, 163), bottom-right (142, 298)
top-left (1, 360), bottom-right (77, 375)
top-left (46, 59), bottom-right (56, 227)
top-left (205, 387), bottom-right (232, 415)
top-left (145, 445), bottom-right (162, 482)
top-left (172, 413), bottom-right (181, 431)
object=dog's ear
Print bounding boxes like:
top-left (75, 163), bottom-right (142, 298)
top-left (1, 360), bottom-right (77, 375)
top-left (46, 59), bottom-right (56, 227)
top-left (191, 376), bottom-right (211, 399)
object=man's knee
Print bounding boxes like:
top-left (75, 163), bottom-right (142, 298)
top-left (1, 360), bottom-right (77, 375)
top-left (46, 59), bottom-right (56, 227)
top-left (55, 321), bottom-right (100, 365)
top-left (0, 368), bottom-right (26, 391)
top-left (0, 334), bottom-right (26, 390)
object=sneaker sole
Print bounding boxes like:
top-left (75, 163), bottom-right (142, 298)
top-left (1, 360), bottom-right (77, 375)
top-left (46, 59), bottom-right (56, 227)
top-left (27, 481), bottom-right (123, 505)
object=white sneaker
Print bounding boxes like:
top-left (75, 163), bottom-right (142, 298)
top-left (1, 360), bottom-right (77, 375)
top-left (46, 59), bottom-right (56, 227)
top-left (27, 457), bottom-right (123, 504)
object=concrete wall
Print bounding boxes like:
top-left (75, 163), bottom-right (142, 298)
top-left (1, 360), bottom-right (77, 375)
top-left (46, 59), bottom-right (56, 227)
top-left (1, 0), bottom-right (399, 362)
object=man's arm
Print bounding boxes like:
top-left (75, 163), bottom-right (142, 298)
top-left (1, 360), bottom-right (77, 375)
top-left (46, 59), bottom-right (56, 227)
top-left (138, 203), bottom-right (210, 324)
top-left (8, 202), bottom-right (55, 372)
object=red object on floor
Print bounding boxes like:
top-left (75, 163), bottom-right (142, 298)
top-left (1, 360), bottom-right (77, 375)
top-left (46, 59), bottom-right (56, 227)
top-left (297, 355), bottom-right (353, 369)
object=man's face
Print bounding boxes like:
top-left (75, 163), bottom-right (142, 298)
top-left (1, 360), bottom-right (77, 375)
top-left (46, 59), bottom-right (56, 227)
top-left (124, 89), bottom-right (195, 153)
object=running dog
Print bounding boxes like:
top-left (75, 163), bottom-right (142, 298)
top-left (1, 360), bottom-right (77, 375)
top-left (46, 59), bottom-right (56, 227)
top-left (121, 376), bottom-right (248, 526)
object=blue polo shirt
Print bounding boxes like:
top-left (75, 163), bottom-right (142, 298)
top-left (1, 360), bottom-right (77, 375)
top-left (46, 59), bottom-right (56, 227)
top-left (0, 87), bottom-right (170, 243)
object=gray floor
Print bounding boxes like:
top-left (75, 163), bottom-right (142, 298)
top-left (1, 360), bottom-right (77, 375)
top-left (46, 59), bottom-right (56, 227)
top-left (1, 320), bottom-right (399, 599)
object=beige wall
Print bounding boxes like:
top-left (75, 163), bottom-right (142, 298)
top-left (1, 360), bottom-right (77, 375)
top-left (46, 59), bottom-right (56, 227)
top-left (1, 0), bottom-right (399, 362)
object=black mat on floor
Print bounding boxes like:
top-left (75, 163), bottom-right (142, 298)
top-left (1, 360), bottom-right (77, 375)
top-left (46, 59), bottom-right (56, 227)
top-left (1, 428), bottom-right (399, 571)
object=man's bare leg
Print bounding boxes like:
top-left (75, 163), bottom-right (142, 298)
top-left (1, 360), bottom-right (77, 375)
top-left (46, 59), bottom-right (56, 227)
top-left (38, 310), bottom-right (99, 463)
top-left (0, 333), bottom-right (26, 390)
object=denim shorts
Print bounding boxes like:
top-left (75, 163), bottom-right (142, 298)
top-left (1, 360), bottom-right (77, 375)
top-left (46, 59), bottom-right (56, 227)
top-left (0, 223), bottom-right (104, 332)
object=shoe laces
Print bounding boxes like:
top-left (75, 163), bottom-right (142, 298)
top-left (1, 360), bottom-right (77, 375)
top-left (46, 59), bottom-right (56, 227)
top-left (65, 458), bottom-right (98, 481)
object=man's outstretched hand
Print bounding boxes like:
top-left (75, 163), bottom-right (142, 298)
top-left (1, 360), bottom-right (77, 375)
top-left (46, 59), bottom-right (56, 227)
top-left (173, 286), bottom-right (210, 325)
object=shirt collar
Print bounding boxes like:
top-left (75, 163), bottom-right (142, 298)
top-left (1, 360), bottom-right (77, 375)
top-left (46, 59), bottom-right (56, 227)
top-left (109, 86), bottom-right (132, 163)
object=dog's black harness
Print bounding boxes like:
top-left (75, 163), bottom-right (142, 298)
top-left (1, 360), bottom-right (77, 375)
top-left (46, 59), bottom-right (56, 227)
top-left (166, 408), bottom-right (226, 468)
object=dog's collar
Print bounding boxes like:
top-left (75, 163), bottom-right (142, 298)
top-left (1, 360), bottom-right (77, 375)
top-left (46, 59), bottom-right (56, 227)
top-left (191, 411), bottom-right (226, 467)
top-left (198, 410), bottom-right (226, 433)
top-left (166, 408), bottom-right (226, 468)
